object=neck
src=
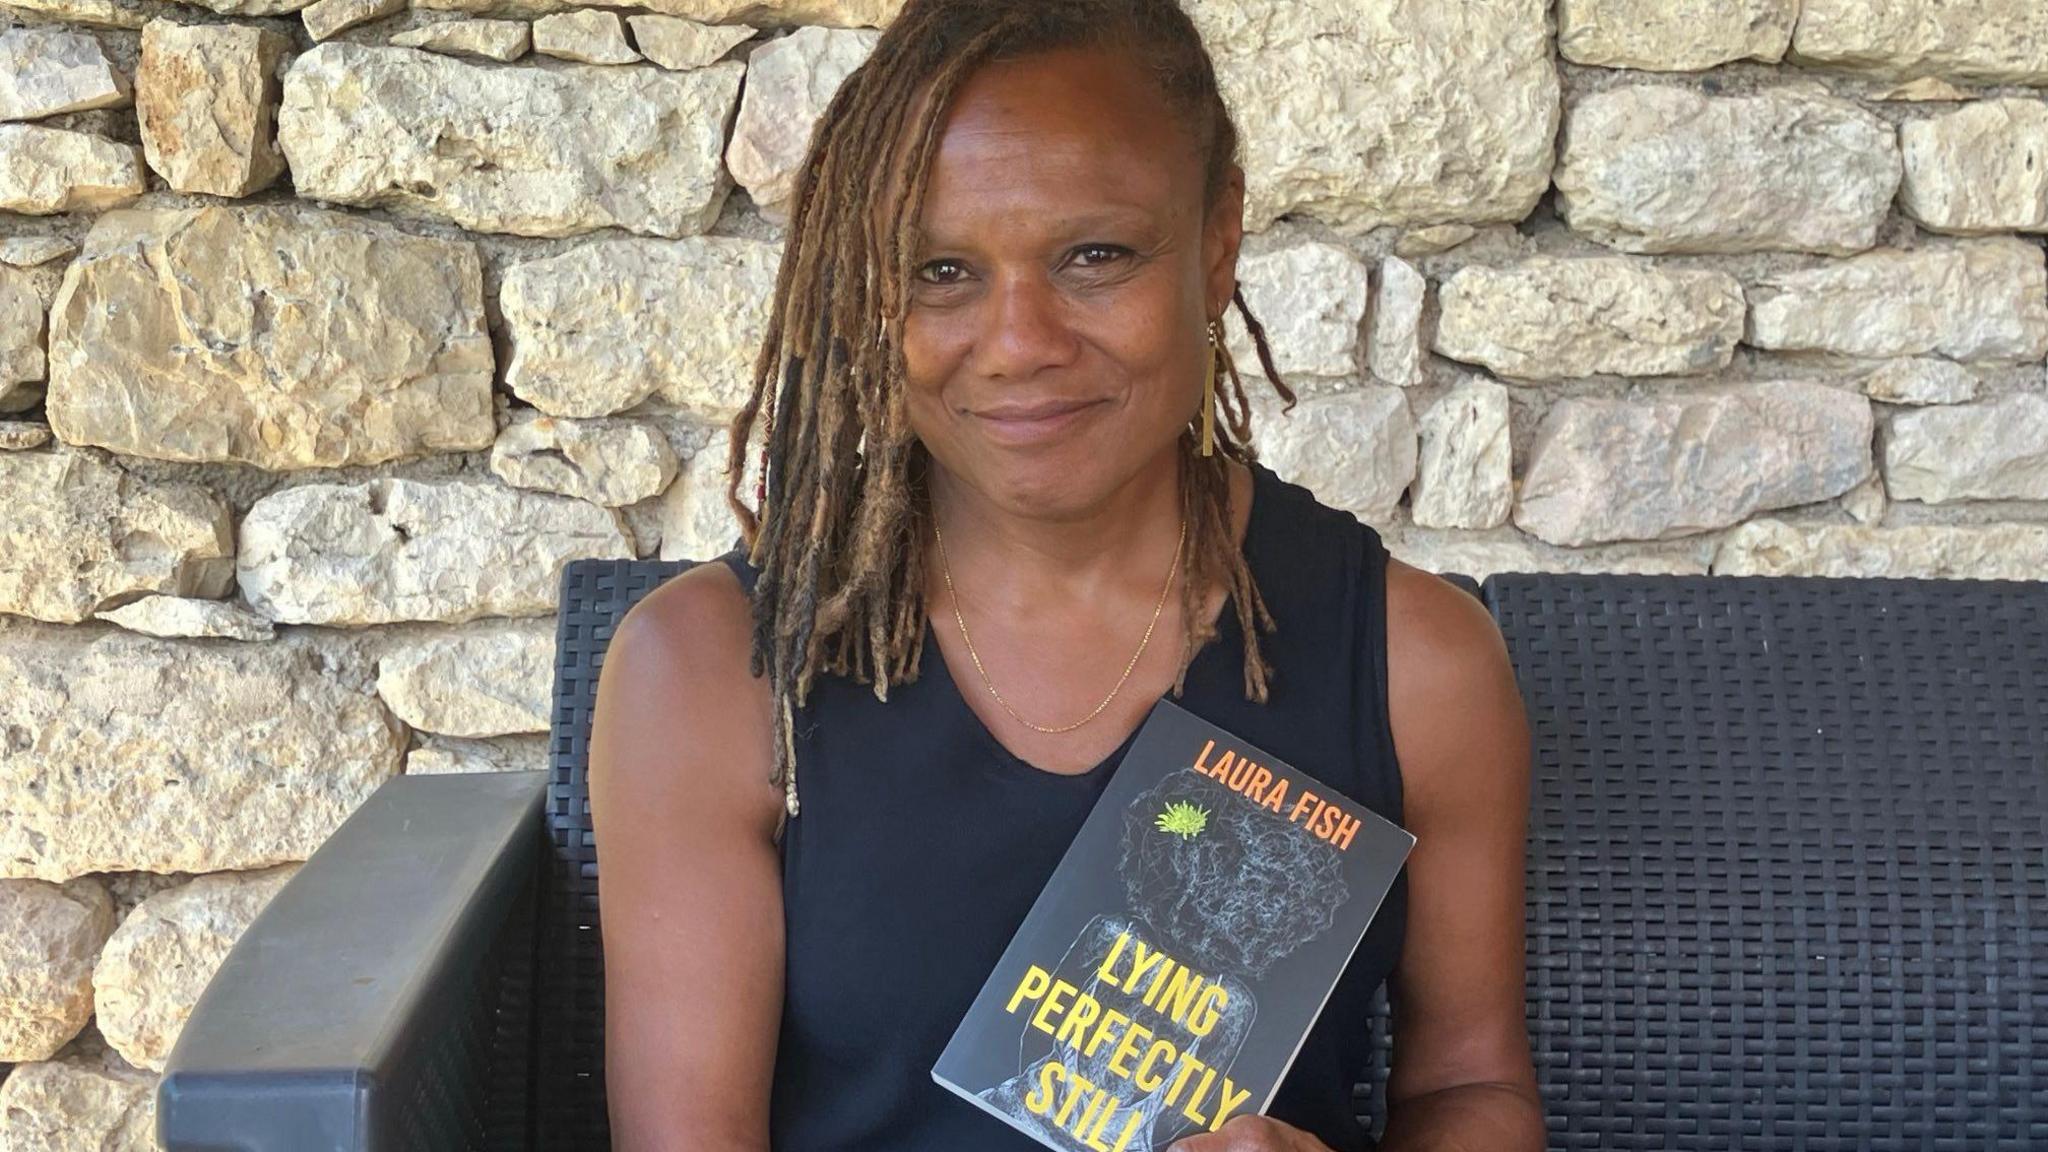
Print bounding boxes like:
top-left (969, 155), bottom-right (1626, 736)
top-left (925, 447), bottom-right (1190, 616)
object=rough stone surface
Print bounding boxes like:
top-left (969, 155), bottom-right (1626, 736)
top-left (1385, 526), bottom-right (1712, 580)
top-left (0, 236), bottom-right (78, 267)
top-left (1716, 519), bottom-right (2048, 578)
top-left (1393, 224), bottom-right (1475, 258)
top-left (654, 441), bottom-right (745, 562)
top-left (1900, 98), bottom-right (2048, 234)
top-left (628, 15), bottom-right (751, 70)
top-left (136, 20), bottom-right (290, 197)
top-left (1367, 255), bottom-right (1427, 387)
top-left (0, 422), bottom-right (51, 451)
top-left (1790, 0), bottom-right (2048, 85)
top-left (0, 28), bottom-right (129, 121)
top-left (91, 865), bottom-right (298, 1072)
top-left (1185, 0), bottom-right (1558, 234)
top-left (0, 264), bottom-right (47, 406)
top-left (1413, 378), bottom-right (1512, 530)
top-left (1556, 85), bottom-right (1900, 256)
top-left (1859, 358), bottom-right (1980, 405)
top-left (1883, 391), bottom-right (2048, 502)
top-left (279, 42), bottom-right (742, 239)
top-left (502, 236), bottom-right (779, 418)
top-left (1253, 388), bottom-right (1415, 525)
top-left (388, 18), bottom-right (531, 60)
top-left (0, 879), bottom-right (114, 1062)
top-left (1516, 382), bottom-right (1875, 546)
top-left (0, 123), bottom-right (145, 215)
top-left (490, 409), bottom-right (678, 507)
top-left (238, 478), bottom-right (634, 625)
top-left (406, 732), bottom-right (549, 775)
top-left (46, 204), bottom-right (495, 470)
top-left (411, 0), bottom-right (894, 22)
top-left (725, 26), bottom-right (877, 220)
top-left (1557, 0), bottom-right (1796, 70)
top-left (1435, 256), bottom-right (1746, 380)
top-left (302, 0), bottom-right (406, 39)
top-left (0, 618), bottom-right (402, 881)
top-left (533, 9), bottom-right (639, 63)
top-left (1226, 241), bottom-right (1372, 380)
top-left (92, 595), bottom-right (275, 641)
top-left (375, 617), bottom-right (556, 737)
top-left (0, 1050), bottom-right (155, 1151)
top-left (0, 447), bottom-right (233, 625)
top-left (1745, 238), bottom-right (2048, 362)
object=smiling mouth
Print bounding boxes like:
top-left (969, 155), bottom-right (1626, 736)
top-left (970, 397), bottom-right (1107, 444)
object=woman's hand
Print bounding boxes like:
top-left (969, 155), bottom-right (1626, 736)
top-left (1169, 1114), bottom-right (1335, 1151)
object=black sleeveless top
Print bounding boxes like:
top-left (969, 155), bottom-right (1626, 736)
top-left (717, 460), bottom-right (1409, 1152)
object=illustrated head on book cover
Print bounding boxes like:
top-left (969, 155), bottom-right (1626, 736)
top-left (970, 761), bottom-right (1355, 1151)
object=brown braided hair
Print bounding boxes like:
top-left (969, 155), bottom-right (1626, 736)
top-left (722, 0), bottom-right (1297, 821)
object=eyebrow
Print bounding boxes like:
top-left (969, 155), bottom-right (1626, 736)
top-left (915, 204), bottom-right (1166, 252)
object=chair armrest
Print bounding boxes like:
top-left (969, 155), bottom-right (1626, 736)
top-left (157, 771), bottom-right (550, 1152)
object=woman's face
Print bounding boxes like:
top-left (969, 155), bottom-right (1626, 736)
top-left (897, 44), bottom-right (1245, 519)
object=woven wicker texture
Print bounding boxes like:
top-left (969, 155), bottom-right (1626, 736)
top-left (1361, 573), bottom-right (2048, 1151)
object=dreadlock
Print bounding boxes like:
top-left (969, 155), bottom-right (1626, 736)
top-left (723, 0), bottom-right (1298, 827)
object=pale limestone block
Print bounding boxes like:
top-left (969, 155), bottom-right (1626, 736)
top-left (627, 15), bottom-right (750, 70)
top-left (237, 478), bottom-right (634, 625)
top-left (1900, 98), bottom-right (2048, 234)
top-left (0, 619), bottom-right (401, 881)
top-left (1557, 85), bottom-right (1899, 255)
top-left (406, 733), bottom-right (549, 775)
top-left (501, 236), bottom-right (779, 419)
top-left (1185, 0), bottom-right (1558, 234)
top-left (0, 29), bottom-right (130, 121)
top-left (1367, 255), bottom-right (1427, 388)
top-left (46, 204), bottom-right (495, 470)
top-left (1515, 382), bottom-right (1874, 546)
top-left (1716, 519), bottom-right (2048, 579)
top-left (1859, 358), bottom-right (1980, 405)
top-left (1557, 0), bottom-right (1796, 70)
top-left (0, 123), bottom-right (145, 215)
top-left (0, 236), bottom-right (78, 267)
top-left (1226, 241), bottom-right (1372, 381)
top-left (136, 20), bottom-right (289, 197)
top-left (1254, 387), bottom-right (1415, 525)
top-left (0, 879), bottom-right (114, 1062)
top-left (411, 0), bottom-right (894, 22)
top-left (91, 865), bottom-right (298, 1072)
top-left (725, 26), bottom-right (877, 220)
top-left (1745, 238), bottom-right (2048, 362)
top-left (92, 595), bottom-right (275, 641)
top-left (0, 447), bottom-right (233, 625)
top-left (1883, 391), bottom-right (2048, 502)
top-left (1790, 0), bottom-right (2048, 85)
top-left (1393, 224), bottom-right (1475, 258)
top-left (375, 617), bottom-right (557, 737)
top-left (0, 1051), bottom-right (155, 1151)
top-left (654, 441), bottom-right (744, 562)
top-left (389, 19), bottom-right (531, 61)
top-left (301, 0), bottom-right (405, 40)
top-left (279, 42), bottom-right (742, 238)
top-left (1435, 256), bottom-right (1745, 380)
top-left (1385, 527), bottom-right (1713, 581)
top-left (490, 409), bottom-right (679, 507)
top-left (1413, 378), bottom-right (1512, 530)
top-left (533, 9), bottom-right (639, 63)
top-left (0, 263), bottom-right (47, 404)
top-left (0, 422), bottom-right (50, 450)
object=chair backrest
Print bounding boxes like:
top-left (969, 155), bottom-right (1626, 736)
top-left (1356, 572), bottom-right (2048, 1150)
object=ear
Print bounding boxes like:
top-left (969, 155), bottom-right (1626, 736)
top-left (1202, 163), bottom-right (1247, 320)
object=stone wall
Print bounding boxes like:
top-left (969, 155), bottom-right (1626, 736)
top-left (3, 0), bottom-right (2047, 1142)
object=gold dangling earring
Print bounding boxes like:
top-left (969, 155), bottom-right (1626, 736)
top-left (1201, 320), bottom-right (1219, 457)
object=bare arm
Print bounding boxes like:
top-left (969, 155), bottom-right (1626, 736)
top-left (1376, 560), bottom-right (1545, 1152)
top-left (588, 563), bottom-right (787, 1152)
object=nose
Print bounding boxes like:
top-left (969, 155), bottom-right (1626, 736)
top-left (969, 270), bottom-right (1082, 382)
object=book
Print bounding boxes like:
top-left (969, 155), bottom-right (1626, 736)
top-left (931, 698), bottom-right (1416, 1152)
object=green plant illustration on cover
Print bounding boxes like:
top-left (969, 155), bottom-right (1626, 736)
top-left (1154, 800), bottom-right (1209, 839)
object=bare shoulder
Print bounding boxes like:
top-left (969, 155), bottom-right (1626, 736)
top-left (1381, 556), bottom-right (1529, 825)
top-left (591, 559), bottom-right (783, 849)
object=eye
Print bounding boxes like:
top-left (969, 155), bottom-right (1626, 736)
top-left (917, 258), bottom-right (969, 285)
top-left (1071, 243), bottom-right (1132, 268)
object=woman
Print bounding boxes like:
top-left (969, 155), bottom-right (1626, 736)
top-left (589, 2), bottom-right (1542, 1149)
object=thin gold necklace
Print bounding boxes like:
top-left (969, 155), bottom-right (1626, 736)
top-left (933, 513), bottom-right (1187, 735)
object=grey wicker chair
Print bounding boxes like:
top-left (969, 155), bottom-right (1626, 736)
top-left (157, 560), bottom-right (2048, 1150)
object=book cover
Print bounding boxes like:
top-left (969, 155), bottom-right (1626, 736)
top-left (931, 698), bottom-right (1416, 1152)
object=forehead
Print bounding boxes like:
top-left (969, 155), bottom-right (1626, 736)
top-left (908, 45), bottom-right (1206, 241)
